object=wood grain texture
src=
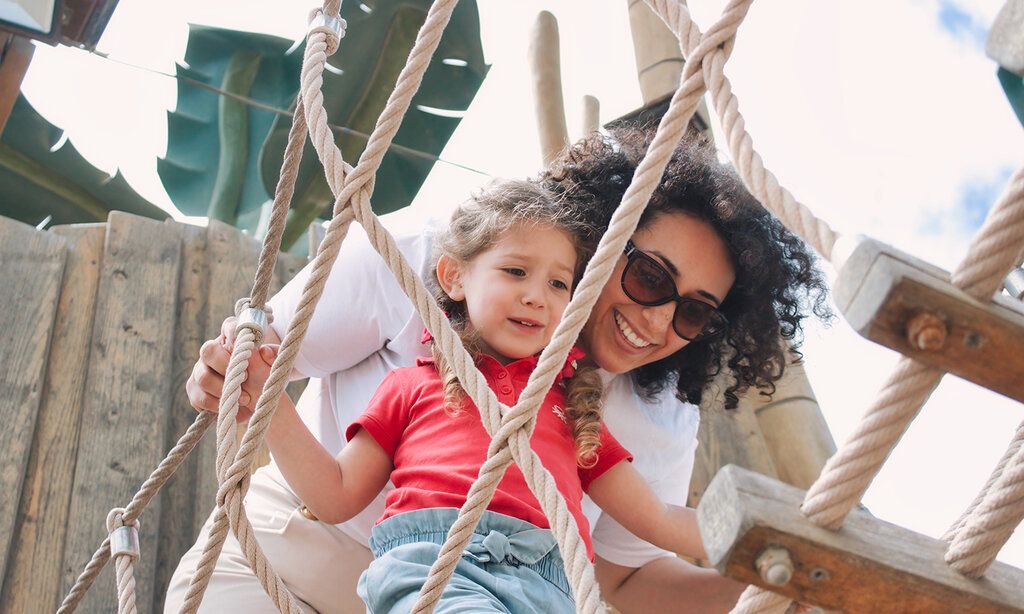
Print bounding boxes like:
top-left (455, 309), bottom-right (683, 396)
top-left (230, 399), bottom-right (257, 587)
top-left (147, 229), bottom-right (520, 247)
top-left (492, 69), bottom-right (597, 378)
top-left (752, 358), bottom-right (836, 490)
top-left (834, 236), bottom-right (1024, 403)
top-left (0, 216), bottom-right (66, 585)
top-left (690, 367), bottom-right (779, 508)
top-left (152, 222), bottom-right (209, 611)
top-left (61, 212), bottom-right (182, 613)
top-left (0, 224), bottom-right (103, 614)
top-left (698, 465), bottom-right (1024, 614)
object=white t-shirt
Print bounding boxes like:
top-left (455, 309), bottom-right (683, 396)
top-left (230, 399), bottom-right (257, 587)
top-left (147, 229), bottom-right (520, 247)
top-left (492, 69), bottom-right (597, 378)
top-left (266, 207), bottom-right (700, 568)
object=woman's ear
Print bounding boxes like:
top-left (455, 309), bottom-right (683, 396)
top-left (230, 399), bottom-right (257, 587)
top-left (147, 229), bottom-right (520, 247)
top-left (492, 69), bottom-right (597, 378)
top-left (436, 254), bottom-right (465, 301)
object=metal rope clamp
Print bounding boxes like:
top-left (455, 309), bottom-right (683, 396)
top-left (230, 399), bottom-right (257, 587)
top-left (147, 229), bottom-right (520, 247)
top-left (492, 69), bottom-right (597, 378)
top-left (110, 525), bottom-right (141, 561)
top-left (236, 306), bottom-right (270, 344)
top-left (308, 9), bottom-right (347, 55)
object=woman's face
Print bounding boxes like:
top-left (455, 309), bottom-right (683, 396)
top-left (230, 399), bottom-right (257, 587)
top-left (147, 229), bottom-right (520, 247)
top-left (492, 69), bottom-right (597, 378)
top-left (580, 212), bottom-right (736, 374)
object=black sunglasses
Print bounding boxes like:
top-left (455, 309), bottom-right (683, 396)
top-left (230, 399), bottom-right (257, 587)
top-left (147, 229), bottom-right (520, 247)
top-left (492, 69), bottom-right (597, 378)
top-left (621, 240), bottom-right (728, 342)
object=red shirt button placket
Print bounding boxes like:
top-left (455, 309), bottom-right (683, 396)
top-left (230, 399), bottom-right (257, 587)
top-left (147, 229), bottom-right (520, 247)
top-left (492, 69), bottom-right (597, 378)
top-left (496, 369), bottom-right (513, 398)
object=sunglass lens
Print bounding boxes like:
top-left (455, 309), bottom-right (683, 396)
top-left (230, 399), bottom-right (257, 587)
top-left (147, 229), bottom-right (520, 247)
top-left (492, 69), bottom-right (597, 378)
top-left (675, 300), bottom-right (716, 339)
top-left (625, 257), bottom-right (674, 303)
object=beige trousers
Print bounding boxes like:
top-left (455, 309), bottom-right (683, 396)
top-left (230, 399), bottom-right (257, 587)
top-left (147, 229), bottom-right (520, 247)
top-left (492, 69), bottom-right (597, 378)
top-left (163, 469), bottom-right (374, 614)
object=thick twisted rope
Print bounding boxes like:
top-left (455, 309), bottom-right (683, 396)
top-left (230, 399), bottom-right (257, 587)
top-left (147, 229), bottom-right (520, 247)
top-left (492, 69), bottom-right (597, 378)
top-left (105, 508), bottom-right (140, 614)
top-left (943, 419), bottom-right (1024, 542)
top-left (57, 412), bottom-right (214, 613)
top-left (645, 0), bottom-right (838, 262)
top-left (177, 98), bottom-right (316, 614)
top-left (942, 165), bottom-right (1024, 577)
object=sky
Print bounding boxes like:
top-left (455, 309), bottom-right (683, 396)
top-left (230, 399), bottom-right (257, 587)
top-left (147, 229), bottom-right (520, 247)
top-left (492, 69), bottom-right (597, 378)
top-left (18, 0), bottom-right (1024, 572)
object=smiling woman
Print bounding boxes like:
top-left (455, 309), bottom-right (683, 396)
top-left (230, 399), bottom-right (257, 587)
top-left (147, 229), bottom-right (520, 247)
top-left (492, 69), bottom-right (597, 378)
top-left (544, 125), bottom-right (832, 409)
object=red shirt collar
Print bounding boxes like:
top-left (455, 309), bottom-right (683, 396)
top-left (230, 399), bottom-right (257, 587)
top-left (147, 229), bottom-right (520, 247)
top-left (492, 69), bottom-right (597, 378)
top-left (418, 328), bottom-right (585, 382)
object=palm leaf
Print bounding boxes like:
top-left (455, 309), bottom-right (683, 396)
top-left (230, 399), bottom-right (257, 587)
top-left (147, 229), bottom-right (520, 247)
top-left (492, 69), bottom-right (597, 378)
top-left (159, 2), bottom-right (488, 251)
top-left (0, 94), bottom-right (168, 227)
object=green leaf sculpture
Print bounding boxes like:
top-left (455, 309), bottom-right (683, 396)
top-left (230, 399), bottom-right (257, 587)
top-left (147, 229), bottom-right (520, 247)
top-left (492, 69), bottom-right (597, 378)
top-left (0, 94), bottom-right (169, 227)
top-left (159, 1), bottom-right (488, 251)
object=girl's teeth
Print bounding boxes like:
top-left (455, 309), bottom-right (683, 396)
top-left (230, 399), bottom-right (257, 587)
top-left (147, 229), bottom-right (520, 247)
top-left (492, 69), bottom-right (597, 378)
top-left (615, 312), bottom-right (651, 348)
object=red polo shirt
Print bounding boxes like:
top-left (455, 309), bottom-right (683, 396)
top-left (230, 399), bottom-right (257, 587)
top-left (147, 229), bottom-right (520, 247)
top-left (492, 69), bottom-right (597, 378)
top-left (346, 352), bottom-right (631, 560)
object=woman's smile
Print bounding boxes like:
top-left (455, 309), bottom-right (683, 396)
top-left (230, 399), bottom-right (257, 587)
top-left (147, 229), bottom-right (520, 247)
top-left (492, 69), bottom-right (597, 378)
top-left (580, 212), bottom-right (736, 374)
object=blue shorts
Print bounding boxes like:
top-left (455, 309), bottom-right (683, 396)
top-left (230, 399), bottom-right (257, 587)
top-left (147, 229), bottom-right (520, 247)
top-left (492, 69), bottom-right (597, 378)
top-left (357, 508), bottom-right (575, 614)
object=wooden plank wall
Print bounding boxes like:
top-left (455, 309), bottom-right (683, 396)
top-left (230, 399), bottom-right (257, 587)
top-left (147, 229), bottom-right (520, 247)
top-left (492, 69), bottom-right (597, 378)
top-left (60, 212), bottom-right (183, 612)
top-left (0, 212), bottom-right (306, 613)
top-left (0, 216), bottom-right (67, 592)
top-left (1, 224), bottom-right (104, 614)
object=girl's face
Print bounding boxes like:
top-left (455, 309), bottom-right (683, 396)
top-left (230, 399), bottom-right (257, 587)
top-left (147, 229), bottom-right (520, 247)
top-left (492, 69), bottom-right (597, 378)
top-left (579, 212), bottom-right (736, 374)
top-left (438, 222), bottom-right (578, 364)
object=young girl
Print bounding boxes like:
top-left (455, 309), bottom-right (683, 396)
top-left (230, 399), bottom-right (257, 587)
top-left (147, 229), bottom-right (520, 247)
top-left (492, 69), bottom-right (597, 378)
top-left (243, 180), bottom-right (708, 613)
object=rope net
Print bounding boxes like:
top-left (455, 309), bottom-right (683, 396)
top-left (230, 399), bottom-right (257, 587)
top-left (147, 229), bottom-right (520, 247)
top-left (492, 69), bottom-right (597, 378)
top-left (55, 1), bottom-right (1024, 613)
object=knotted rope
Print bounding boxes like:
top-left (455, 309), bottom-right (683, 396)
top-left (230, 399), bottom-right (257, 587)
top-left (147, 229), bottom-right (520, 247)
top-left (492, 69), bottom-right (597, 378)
top-left (57, 413), bottom-right (214, 613)
top-left (106, 508), bottom-right (140, 614)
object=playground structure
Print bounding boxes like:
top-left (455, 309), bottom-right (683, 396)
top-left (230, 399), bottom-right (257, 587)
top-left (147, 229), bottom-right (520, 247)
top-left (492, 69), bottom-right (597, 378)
top-left (0, 1), bottom-right (1023, 613)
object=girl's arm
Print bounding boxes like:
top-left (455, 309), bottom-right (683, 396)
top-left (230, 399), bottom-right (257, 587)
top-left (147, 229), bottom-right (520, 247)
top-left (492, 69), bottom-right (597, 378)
top-left (250, 346), bottom-right (392, 525)
top-left (587, 461), bottom-right (706, 561)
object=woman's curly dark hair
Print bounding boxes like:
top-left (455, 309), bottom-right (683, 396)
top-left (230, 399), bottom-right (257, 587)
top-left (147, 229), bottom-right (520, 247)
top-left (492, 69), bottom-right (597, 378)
top-left (542, 124), bottom-right (832, 409)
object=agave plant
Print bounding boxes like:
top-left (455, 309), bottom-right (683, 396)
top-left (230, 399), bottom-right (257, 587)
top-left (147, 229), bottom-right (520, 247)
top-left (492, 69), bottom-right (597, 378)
top-left (0, 94), bottom-right (168, 227)
top-left (159, 1), bottom-right (488, 252)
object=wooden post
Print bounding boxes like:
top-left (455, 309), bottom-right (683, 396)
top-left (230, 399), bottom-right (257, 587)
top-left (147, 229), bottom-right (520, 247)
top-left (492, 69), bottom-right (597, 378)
top-left (698, 465), bottom-right (1024, 613)
top-left (528, 11), bottom-right (569, 166)
top-left (0, 35), bottom-right (34, 136)
top-left (581, 95), bottom-right (600, 136)
top-left (690, 365), bottom-right (779, 507)
top-left (625, 0), bottom-right (712, 128)
top-left (750, 355), bottom-right (836, 490)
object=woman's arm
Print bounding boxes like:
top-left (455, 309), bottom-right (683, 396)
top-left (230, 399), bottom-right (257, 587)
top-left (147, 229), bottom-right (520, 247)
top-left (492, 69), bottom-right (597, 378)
top-left (588, 461), bottom-right (744, 612)
top-left (588, 461), bottom-right (705, 560)
top-left (264, 392), bottom-right (392, 524)
top-left (594, 555), bottom-right (744, 614)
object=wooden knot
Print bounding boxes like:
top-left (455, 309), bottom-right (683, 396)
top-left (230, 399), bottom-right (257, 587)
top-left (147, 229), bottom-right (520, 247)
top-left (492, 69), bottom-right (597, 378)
top-left (906, 311), bottom-right (947, 351)
top-left (755, 546), bottom-right (793, 586)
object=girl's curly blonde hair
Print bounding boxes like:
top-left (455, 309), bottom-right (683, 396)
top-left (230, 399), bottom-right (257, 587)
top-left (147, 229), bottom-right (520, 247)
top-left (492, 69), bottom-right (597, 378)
top-left (429, 179), bottom-right (604, 468)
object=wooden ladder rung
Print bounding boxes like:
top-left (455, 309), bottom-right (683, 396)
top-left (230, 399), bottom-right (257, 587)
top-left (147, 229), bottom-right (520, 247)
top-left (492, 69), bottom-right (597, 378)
top-left (697, 465), bottom-right (1024, 613)
top-left (833, 235), bottom-right (1024, 403)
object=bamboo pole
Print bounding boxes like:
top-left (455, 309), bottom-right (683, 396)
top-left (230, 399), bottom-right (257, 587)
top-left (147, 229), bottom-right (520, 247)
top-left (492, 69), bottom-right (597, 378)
top-left (528, 11), bottom-right (569, 166)
top-left (625, 0), bottom-right (712, 130)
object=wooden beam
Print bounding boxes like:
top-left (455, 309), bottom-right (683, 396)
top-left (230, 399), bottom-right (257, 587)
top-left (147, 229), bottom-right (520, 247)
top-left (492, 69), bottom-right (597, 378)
top-left (697, 465), bottom-right (1024, 613)
top-left (833, 236), bottom-right (1024, 403)
top-left (0, 36), bottom-right (34, 136)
